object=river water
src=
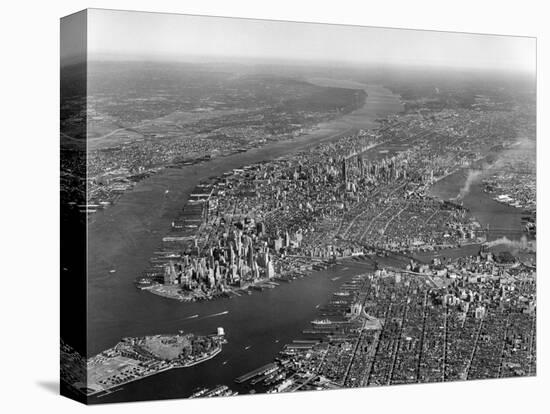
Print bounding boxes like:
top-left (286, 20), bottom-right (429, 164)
top-left (90, 261), bottom-right (374, 403)
top-left (429, 169), bottom-right (529, 241)
top-left (86, 82), bottom-right (403, 402)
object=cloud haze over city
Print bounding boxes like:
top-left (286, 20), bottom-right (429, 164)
top-left (83, 8), bottom-right (535, 73)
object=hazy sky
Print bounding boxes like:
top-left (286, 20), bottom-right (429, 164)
top-left (82, 8), bottom-right (535, 73)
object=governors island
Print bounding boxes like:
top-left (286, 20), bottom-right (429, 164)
top-left (62, 329), bottom-right (227, 398)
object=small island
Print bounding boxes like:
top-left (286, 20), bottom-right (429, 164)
top-left (83, 329), bottom-right (226, 396)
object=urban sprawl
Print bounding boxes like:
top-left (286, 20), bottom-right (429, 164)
top-left (62, 70), bottom-right (536, 399)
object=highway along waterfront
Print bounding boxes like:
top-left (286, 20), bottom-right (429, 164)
top-left (86, 82), bottom-right (403, 402)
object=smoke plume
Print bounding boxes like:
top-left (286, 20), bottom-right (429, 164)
top-left (485, 235), bottom-right (536, 252)
top-left (456, 170), bottom-right (482, 200)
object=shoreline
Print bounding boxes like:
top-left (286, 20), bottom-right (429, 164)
top-left (140, 261), bottom-right (335, 302)
top-left (87, 345), bottom-right (223, 398)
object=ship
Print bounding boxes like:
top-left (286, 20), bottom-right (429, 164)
top-left (311, 319), bottom-right (333, 326)
top-left (189, 388), bottom-right (209, 399)
top-left (134, 277), bottom-right (156, 289)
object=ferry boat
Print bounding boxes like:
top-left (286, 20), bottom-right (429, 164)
top-left (135, 277), bottom-right (156, 289)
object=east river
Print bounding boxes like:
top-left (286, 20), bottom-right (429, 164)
top-left (430, 169), bottom-right (529, 241)
top-left (86, 80), bottom-right (529, 403)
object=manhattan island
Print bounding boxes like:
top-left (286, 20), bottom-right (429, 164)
top-left (135, 86), bottom-right (534, 302)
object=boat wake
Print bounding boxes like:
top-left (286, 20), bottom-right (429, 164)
top-left (203, 310), bottom-right (229, 319)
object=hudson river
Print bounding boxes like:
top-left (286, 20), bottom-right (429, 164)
top-left (86, 82), bottom-right (403, 402)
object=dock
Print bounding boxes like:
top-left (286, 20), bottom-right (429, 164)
top-left (234, 362), bottom-right (278, 384)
